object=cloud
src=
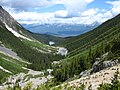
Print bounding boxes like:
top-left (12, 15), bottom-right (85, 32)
top-left (106, 0), bottom-right (120, 15)
top-left (2, 0), bottom-right (120, 25)
top-left (1, 0), bottom-right (96, 24)
top-left (54, 10), bottom-right (68, 18)
top-left (7, 8), bottom-right (100, 25)
top-left (54, 0), bottom-right (94, 18)
top-left (81, 8), bottom-right (99, 16)
top-left (0, 0), bottom-right (54, 11)
top-left (1, 0), bottom-right (94, 17)
top-left (9, 11), bottom-right (55, 24)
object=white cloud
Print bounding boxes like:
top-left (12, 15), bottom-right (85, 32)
top-left (9, 11), bottom-right (55, 24)
top-left (53, 0), bottom-right (94, 17)
top-left (2, 0), bottom-right (96, 25)
top-left (81, 8), bottom-right (99, 16)
top-left (1, 0), bottom-right (94, 17)
top-left (8, 9), bottom-right (99, 25)
top-left (7, 8), bottom-right (110, 25)
top-left (1, 0), bottom-right (94, 12)
top-left (54, 10), bottom-right (68, 18)
top-left (1, 0), bottom-right (54, 10)
top-left (2, 0), bottom-right (120, 25)
top-left (106, 0), bottom-right (120, 15)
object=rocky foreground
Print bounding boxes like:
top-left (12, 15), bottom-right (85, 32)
top-left (61, 63), bottom-right (120, 90)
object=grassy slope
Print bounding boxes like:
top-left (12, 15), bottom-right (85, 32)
top-left (57, 14), bottom-right (120, 55)
top-left (52, 14), bottom-right (120, 82)
top-left (22, 39), bottom-right (58, 54)
top-left (0, 53), bottom-right (28, 84)
top-left (0, 20), bottom-right (63, 71)
top-left (30, 33), bottom-right (64, 44)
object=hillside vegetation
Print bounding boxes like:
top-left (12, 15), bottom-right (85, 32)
top-left (52, 14), bottom-right (120, 83)
top-left (0, 6), bottom-right (65, 86)
top-left (1, 5), bottom-right (120, 90)
top-left (57, 14), bottom-right (120, 54)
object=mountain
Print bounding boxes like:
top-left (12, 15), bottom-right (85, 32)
top-left (56, 13), bottom-right (120, 53)
top-left (0, 6), bottom-right (63, 44)
top-left (52, 13), bottom-right (120, 84)
top-left (0, 6), bottom-right (36, 41)
top-left (0, 5), bottom-right (120, 90)
top-left (30, 33), bottom-right (64, 44)
top-left (0, 6), bottom-right (64, 85)
top-left (22, 22), bottom-right (100, 37)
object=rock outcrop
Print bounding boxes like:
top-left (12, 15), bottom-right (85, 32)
top-left (0, 6), bottom-right (33, 40)
top-left (92, 59), bottom-right (118, 73)
top-left (79, 59), bottom-right (118, 78)
top-left (0, 6), bottom-right (20, 30)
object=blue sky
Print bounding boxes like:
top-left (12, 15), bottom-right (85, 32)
top-left (29, 0), bottom-right (112, 13)
top-left (30, 4), bottom-right (65, 13)
top-left (0, 0), bottom-right (120, 25)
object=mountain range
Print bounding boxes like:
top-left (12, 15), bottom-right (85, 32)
top-left (0, 5), bottom-right (120, 90)
top-left (23, 22), bottom-right (99, 37)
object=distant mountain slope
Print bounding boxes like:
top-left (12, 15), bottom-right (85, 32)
top-left (30, 33), bottom-right (64, 44)
top-left (0, 6), bottom-right (63, 72)
top-left (0, 6), bottom-right (63, 44)
top-left (23, 22), bottom-right (99, 37)
top-left (53, 13), bottom-right (120, 83)
top-left (57, 13), bottom-right (120, 55)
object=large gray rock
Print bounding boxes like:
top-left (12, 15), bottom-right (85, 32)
top-left (79, 69), bottom-right (92, 78)
top-left (79, 59), bottom-right (118, 78)
top-left (92, 60), bottom-right (118, 73)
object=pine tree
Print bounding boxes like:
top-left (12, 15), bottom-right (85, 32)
top-left (110, 68), bottom-right (120, 90)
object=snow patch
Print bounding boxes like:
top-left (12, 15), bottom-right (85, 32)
top-left (23, 67), bottom-right (44, 76)
top-left (47, 75), bottom-right (54, 79)
top-left (49, 41), bottom-right (55, 45)
top-left (32, 47), bottom-right (49, 54)
top-left (0, 66), bottom-right (12, 74)
top-left (52, 61), bottom-right (60, 65)
top-left (57, 47), bottom-right (68, 56)
top-left (4, 23), bottom-right (32, 41)
top-left (47, 69), bottom-right (53, 74)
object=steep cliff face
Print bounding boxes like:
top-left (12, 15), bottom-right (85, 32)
top-left (0, 6), bottom-right (20, 31)
top-left (0, 6), bottom-right (35, 40)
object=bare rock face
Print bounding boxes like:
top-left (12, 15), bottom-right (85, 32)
top-left (92, 60), bottom-right (118, 73)
top-left (79, 59), bottom-right (118, 78)
top-left (0, 6), bottom-right (19, 30)
top-left (0, 6), bottom-right (33, 39)
top-left (0, 5), bottom-right (27, 39)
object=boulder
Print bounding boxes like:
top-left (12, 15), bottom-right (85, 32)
top-left (79, 59), bottom-right (118, 78)
top-left (92, 59), bottom-right (118, 73)
top-left (79, 69), bottom-right (92, 78)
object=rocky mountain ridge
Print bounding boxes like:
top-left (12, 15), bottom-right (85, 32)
top-left (0, 6), bottom-right (20, 32)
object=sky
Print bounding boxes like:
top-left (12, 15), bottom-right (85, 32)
top-left (0, 0), bottom-right (120, 25)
